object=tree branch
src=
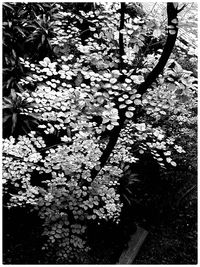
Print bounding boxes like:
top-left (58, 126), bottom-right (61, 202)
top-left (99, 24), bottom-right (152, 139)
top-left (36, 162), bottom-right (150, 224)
top-left (91, 110), bottom-right (125, 179)
top-left (137, 3), bottom-right (179, 95)
top-left (91, 2), bottom-right (180, 179)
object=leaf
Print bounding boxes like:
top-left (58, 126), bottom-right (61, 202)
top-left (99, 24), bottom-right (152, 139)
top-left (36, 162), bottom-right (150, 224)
top-left (23, 120), bottom-right (32, 131)
top-left (75, 72), bottom-right (83, 87)
top-left (171, 18), bottom-right (178, 24)
top-left (135, 123), bottom-right (146, 131)
top-left (10, 89), bottom-right (17, 101)
top-left (3, 114), bottom-right (11, 123)
top-left (21, 125), bottom-right (28, 134)
top-left (11, 113), bottom-right (17, 134)
top-left (122, 94), bottom-right (129, 99)
top-left (14, 26), bottom-right (26, 37)
top-left (133, 99), bottom-right (141, 105)
top-left (173, 2), bottom-right (178, 9)
top-left (103, 92), bottom-right (109, 98)
top-left (96, 96), bottom-right (104, 104)
top-left (39, 57), bottom-right (51, 67)
top-left (110, 78), bottom-right (117, 84)
top-left (169, 30), bottom-right (176, 35)
top-left (103, 72), bottom-right (112, 79)
top-left (89, 26), bottom-right (96, 31)
top-left (166, 157), bottom-right (172, 163)
top-left (3, 103), bottom-right (12, 109)
top-left (119, 104), bottom-right (126, 109)
top-left (127, 106), bottom-right (135, 111)
top-left (12, 49), bottom-right (17, 58)
top-left (125, 78), bottom-right (132, 84)
top-left (125, 111), bottom-right (134, 118)
top-left (67, 127), bottom-right (71, 138)
top-left (125, 99), bottom-right (133, 105)
top-left (3, 3), bottom-right (14, 11)
top-left (171, 161), bottom-right (177, 167)
top-left (53, 165), bottom-right (60, 170)
top-left (111, 121), bottom-right (119, 126)
top-left (120, 29), bottom-right (126, 34)
top-left (107, 124), bottom-right (114, 131)
top-left (41, 34), bottom-right (46, 44)
top-left (55, 234), bottom-right (61, 238)
top-left (95, 165), bottom-right (101, 171)
top-left (128, 30), bottom-right (133, 35)
top-left (28, 113), bottom-right (40, 120)
top-left (159, 110), bottom-right (166, 115)
top-left (118, 97), bottom-right (124, 102)
top-left (123, 194), bottom-right (132, 206)
top-left (153, 28), bottom-right (162, 38)
top-left (133, 44), bottom-right (139, 53)
top-left (180, 95), bottom-right (189, 103)
top-left (168, 83), bottom-right (176, 90)
top-left (164, 151), bottom-right (171, 156)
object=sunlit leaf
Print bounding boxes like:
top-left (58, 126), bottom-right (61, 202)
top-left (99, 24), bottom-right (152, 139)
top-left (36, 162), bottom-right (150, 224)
top-left (125, 111), bottom-right (134, 118)
top-left (171, 161), bottom-right (177, 167)
top-left (119, 104), bottom-right (126, 109)
top-left (125, 99), bottom-right (133, 105)
top-left (110, 78), bottom-right (117, 84)
top-left (133, 99), bottom-right (141, 105)
top-left (107, 124), bottom-right (114, 130)
top-left (153, 28), bottom-right (162, 38)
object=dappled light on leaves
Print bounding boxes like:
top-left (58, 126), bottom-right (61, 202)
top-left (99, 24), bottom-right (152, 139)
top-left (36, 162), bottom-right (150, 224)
top-left (2, 2), bottom-right (197, 264)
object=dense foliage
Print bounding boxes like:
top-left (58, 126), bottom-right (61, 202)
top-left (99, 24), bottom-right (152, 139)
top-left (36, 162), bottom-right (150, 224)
top-left (3, 2), bottom-right (197, 263)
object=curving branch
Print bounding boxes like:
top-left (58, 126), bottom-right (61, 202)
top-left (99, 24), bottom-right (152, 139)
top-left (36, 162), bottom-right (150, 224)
top-left (91, 3), bottom-right (183, 179)
top-left (137, 3), bottom-right (180, 95)
top-left (91, 110), bottom-right (125, 179)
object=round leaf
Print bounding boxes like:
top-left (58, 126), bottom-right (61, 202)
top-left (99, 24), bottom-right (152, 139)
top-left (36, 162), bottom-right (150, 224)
top-left (125, 111), bottom-right (134, 118)
top-left (134, 99), bottom-right (141, 105)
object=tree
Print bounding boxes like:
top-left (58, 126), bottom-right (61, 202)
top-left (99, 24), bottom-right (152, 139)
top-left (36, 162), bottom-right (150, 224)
top-left (3, 2), bottom-right (197, 263)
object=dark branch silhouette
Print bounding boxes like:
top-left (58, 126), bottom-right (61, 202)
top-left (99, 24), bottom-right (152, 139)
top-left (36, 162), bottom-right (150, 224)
top-left (137, 3), bottom-right (179, 95)
top-left (91, 3), bottom-right (183, 179)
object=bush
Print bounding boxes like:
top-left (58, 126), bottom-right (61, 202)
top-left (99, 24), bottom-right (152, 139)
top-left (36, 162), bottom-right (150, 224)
top-left (3, 3), bottom-right (197, 263)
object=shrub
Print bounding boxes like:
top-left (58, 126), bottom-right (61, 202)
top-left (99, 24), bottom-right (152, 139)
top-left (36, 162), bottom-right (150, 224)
top-left (3, 2), bottom-right (197, 263)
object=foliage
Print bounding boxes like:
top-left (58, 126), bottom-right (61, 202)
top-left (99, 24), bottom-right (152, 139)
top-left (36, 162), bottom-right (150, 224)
top-left (3, 2), bottom-right (62, 95)
top-left (3, 89), bottom-right (40, 137)
top-left (3, 2), bottom-right (197, 263)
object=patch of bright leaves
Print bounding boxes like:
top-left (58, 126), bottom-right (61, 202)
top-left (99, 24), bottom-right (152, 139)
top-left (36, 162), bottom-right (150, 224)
top-left (3, 132), bottom-right (124, 261)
